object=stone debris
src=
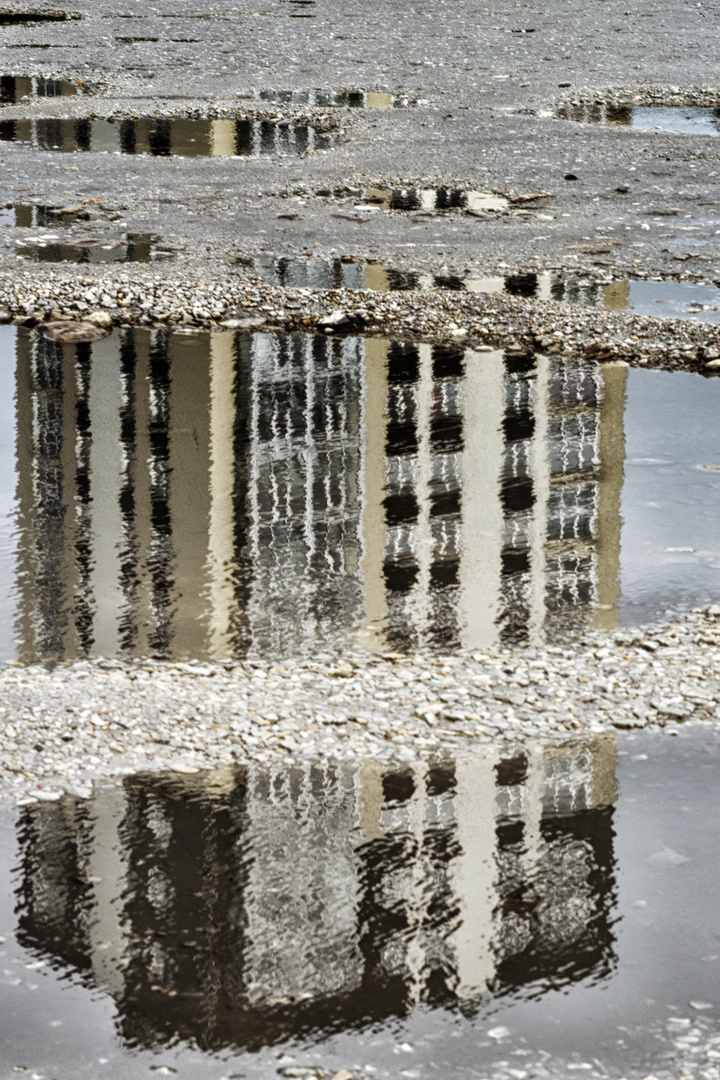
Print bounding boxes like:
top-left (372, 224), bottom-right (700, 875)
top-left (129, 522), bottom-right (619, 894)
top-left (0, 608), bottom-right (717, 802)
top-left (1, 267), bottom-right (720, 372)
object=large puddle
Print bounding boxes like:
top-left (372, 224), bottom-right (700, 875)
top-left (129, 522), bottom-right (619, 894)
top-left (0, 325), bottom-right (717, 663)
top-left (237, 258), bottom-right (720, 323)
top-left (0, 116), bottom-right (332, 156)
top-left (555, 103), bottom-right (720, 136)
top-left (1, 731), bottom-right (720, 1077)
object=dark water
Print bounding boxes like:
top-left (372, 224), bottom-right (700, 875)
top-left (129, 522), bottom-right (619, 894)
top-left (0, 9), bottom-right (75, 23)
top-left (0, 325), bottom-right (717, 664)
top-left (236, 257), bottom-right (720, 322)
top-left (0, 116), bottom-right (332, 156)
top-left (1, 731), bottom-right (719, 1077)
top-left (556, 103), bottom-right (720, 136)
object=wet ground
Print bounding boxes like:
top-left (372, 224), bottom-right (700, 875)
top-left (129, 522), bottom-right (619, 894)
top-left (1, 729), bottom-right (720, 1080)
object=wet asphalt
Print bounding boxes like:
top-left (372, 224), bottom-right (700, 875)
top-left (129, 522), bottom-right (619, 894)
top-left (0, 0), bottom-right (719, 284)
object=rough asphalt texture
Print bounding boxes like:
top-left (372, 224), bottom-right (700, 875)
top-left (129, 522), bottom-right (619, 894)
top-left (0, 0), bottom-right (719, 363)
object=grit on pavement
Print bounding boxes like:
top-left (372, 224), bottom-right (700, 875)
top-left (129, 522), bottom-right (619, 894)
top-left (0, 0), bottom-right (719, 365)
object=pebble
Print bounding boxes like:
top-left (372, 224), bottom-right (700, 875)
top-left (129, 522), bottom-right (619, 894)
top-left (0, 608), bottom-right (716, 802)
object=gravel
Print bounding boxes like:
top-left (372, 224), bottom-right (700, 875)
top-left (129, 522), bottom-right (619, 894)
top-left (0, 606), bottom-right (717, 804)
top-left (3, 266), bottom-right (720, 371)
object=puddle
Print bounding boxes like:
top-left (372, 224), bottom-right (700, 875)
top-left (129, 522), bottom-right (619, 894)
top-left (0, 116), bottom-right (332, 156)
top-left (0, 73), bottom-right (87, 102)
top-left (555, 102), bottom-right (720, 136)
top-left (0, 7), bottom-right (76, 22)
top-left (0, 201), bottom-right (93, 227)
top-left (2, 730), bottom-right (720, 1076)
top-left (254, 88), bottom-right (412, 108)
top-left (0, 325), bottom-right (717, 663)
top-left (356, 187), bottom-right (509, 212)
top-left (236, 257), bottom-right (720, 322)
top-left (13, 231), bottom-right (168, 263)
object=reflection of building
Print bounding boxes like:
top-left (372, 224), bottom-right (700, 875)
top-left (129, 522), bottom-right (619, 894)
top-left (555, 103), bottom-right (632, 126)
top-left (13, 329), bottom-right (626, 661)
top-left (17, 233), bottom-right (158, 265)
top-left (0, 117), bottom-right (328, 155)
top-left (0, 75), bottom-right (80, 103)
top-left (16, 736), bottom-right (618, 1052)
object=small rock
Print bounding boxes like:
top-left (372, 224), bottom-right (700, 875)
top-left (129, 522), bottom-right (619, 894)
top-left (705, 358), bottom-right (720, 370)
top-left (82, 310), bottom-right (114, 329)
top-left (41, 321), bottom-right (109, 343)
top-left (317, 310), bottom-right (365, 331)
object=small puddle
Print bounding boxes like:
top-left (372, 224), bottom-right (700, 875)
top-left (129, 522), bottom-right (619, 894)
top-left (0, 201), bottom-right (93, 226)
top-left (236, 257), bottom-right (720, 322)
top-left (1, 731), bottom-right (720, 1078)
top-left (0, 325), bottom-right (717, 664)
top-left (356, 187), bottom-right (509, 211)
top-left (13, 231), bottom-right (166, 263)
top-left (254, 88), bottom-right (412, 108)
top-left (0, 116), bottom-right (333, 156)
top-left (555, 102), bottom-right (720, 136)
top-left (0, 7), bottom-right (76, 22)
top-left (0, 73), bottom-right (88, 102)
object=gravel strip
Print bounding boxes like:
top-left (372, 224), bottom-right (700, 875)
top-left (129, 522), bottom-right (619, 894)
top-left (0, 607), bottom-right (717, 804)
top-left (2, 268), bottom-right (720, 370)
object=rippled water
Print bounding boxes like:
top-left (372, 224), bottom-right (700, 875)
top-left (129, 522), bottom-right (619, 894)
top-left (1, 731), bottom-right (719, 1077)
top-left (0, 325), bottom-right (717, 663)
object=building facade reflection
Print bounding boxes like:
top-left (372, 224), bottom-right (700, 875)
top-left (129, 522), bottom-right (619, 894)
top-left (12, 327), bottom-right (627, 661)
top-left (0, 116), bottom-right (329, 155)
top-left (15, 736), bottom-right (618, 1052)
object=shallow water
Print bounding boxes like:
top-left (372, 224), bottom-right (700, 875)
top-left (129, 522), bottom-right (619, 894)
top-left (555, 103), bottom-right (720, 136)
top-left (0, 730), bottom-right (719, 1077)
top-left (1, 202), bottom-right (90, 227)
top-left (0, 116), bottom-right (331, 156)
top-left (14, 232), bottom-right (167, 264)
top-left (0, 73), bottom-right (86, 102)
top-left (0, 325), bottom-right (717, 663)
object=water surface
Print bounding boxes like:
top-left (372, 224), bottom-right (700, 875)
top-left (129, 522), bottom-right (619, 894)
top-left (1, 731), bottom-right (719, 1077)
top-left (0, 116), bottom-right (332, 156)
top-left (555, 103), bottom-right (720, 136)
top-left (0, 325), bottom-right (717, 663)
